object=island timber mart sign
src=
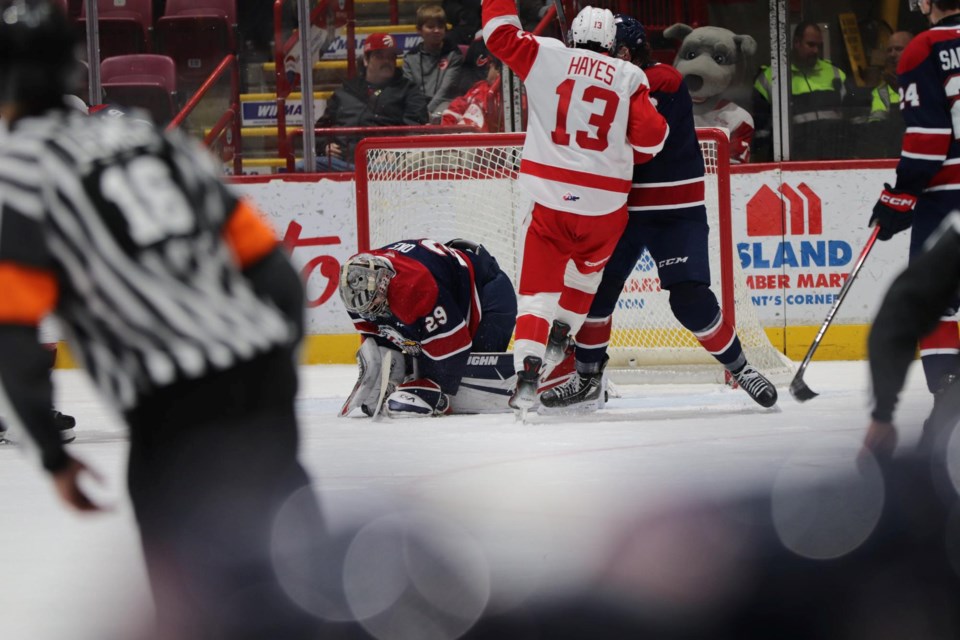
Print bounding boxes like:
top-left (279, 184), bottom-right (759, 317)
top-left (738, 181), bottom-right (855, 321)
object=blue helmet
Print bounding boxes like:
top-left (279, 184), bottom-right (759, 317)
top-left (614, 14), bottom-right (647, 55)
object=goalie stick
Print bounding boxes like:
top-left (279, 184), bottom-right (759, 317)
top-left (789, 226), bottom-right (881, 402)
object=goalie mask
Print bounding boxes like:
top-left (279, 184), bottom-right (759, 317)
top-left (339, 254), bottom-right (395, 318)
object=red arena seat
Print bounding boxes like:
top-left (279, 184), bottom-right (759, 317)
top-left (78, 0), bottom-right (154, 59)
top-left (155, 0), bottom-right (237, 86)
top-left (100, 54), bottom-right (177, 124)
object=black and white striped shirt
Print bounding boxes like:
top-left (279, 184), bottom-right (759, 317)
top-left (0, 110), bottom-right (290, 409)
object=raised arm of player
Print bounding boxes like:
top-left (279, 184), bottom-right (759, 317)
top-left (481, 0), bottom-right (544, 81)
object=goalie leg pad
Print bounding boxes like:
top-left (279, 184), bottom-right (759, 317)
top-left (339, 339), bottom-right (404, 417)
top-left (386, 379), bottom-right (452, 417)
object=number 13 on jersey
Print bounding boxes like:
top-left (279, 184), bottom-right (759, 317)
top-left (551, 79), bottom-right (620, 152)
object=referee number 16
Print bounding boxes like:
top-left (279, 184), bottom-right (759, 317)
top-left (100, 156), bottom-right (194, 246)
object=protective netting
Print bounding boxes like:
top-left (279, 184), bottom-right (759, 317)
top-left (357, 132), bottom-right (793, 384)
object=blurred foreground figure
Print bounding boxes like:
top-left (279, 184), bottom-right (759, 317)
top-left (865, 212), bottom-right (960, 459)
top-left (0, 1), bottom-right (325, 637)
top-left (463, 452), bottom-right (960, 639)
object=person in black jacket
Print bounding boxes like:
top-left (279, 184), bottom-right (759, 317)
top-left (316, 33), bottom-right (429, 171)
top-left (863, 211), bottom-right (960, 461)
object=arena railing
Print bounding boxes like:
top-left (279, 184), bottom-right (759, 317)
top-left (167, 53), bottom-right (243, 176)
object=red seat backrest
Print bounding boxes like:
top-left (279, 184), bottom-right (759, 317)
top-left (163, 0), bottom-right (236, 25)
top-left (101, 53), bottom-right (176, 91)
top-left (80, 0), bottom-right (153, 28)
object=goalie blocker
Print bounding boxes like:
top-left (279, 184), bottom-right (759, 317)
top-left (340, 341), bottom-right (574, 417)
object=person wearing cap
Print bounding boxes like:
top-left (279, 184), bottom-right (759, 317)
top-left (315, 32), bottom-right (428, 171)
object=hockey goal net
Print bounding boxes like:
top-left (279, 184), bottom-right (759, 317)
top-left (355, 130), bottom-right (793, 384)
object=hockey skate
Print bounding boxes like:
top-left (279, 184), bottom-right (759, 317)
top-left (509, 356), bottom-right (543, 416)
top-left (543, 321), bottom-right (572, 368)
top-left (53, 409), bottom-right (76, 443)
top-left (540, 356), bottom-right (608, 413)
top-left (732, 365), bottom-right (778, 408)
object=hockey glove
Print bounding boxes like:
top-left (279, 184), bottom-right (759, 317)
top-left (385, 378), bottom-right (452, 417)
top-left (870, 185), bottom-right (917, 241)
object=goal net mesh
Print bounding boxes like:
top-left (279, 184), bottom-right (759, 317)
top-left (356, 131), bottom-right (793, 384)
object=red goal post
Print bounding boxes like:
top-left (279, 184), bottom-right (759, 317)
top-left (355, 130), bottom-right (793, 383)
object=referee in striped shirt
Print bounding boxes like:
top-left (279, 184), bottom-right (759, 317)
top-left (0, 1), bottom-right (326, 638)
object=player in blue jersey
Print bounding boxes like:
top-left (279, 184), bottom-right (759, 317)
top-left (338, 238), bottom-right (517, 417)
top-left (540, 15), bottom-right (778, 412)
top-left (868, 0), bottom-right (960, 402)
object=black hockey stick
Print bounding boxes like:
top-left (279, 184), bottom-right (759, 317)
top-left (789, 226), bottom-right (881, 402)
top-left (552, 0), bottom-right (570, 45)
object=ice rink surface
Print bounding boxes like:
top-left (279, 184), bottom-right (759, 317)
top-left (0, 361), bottom-right (940, 638)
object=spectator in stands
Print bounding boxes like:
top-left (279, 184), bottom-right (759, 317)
top-left (441, 44), bottom-right (503, 132)
top-left (403, 4), bottom-right (464, 122)
top-left (752, 21), bottom-right (852, 161)
top-left (864, 30), bottom-right (913, 158)
top-left (315, 33), bottom-right (428, 172)
top-left (870, 31), bottom-right (913, 121)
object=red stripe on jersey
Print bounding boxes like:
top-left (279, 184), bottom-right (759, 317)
top-left (628, 179), bottom-right (705, 209)
top-left (421, 322), bottom-right (473, 360)
top-left (521, 158), bottom-right (633, 193)
top-left (695, 316), bottom-right (736, 355)
top-left (898, 27), bottom-right (960, 75)
top-left (902, 130), bottom-right (952, 157)
top-left (919, 320), bottom-right (960, 352)
top-left (515, 314), bottom-right (550, 344)
top-left (927, 163), bottom-right (960, 189)
top-left (453, 248), bottom-right (483, 338)
top-left (575, 316), bottom-right (613, 349)
top-left (352, 317), bottom-right (379, 335)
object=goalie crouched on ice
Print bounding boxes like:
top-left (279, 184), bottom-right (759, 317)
top-left (339, 238), bottom-right (517, 416)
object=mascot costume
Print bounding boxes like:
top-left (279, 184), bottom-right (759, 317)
top-left (663, 24), bottom-right (756, 164)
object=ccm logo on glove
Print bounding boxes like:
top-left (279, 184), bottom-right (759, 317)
top-left (878, 192), bottom-right (917, 211)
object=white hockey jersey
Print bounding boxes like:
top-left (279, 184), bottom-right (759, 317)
top-left (482, 0), bottom-right (668, 215)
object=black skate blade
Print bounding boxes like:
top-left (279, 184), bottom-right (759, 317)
top-left (789, 376), bottom-right (819, 402)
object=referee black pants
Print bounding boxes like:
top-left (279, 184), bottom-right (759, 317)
top-left (126, 348), bottom-right (325, 640)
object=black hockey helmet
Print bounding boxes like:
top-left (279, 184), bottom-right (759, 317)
top-left (0, 0), bottom-right (80, 114)
top-left (614, 14), bottom-right (648, 57)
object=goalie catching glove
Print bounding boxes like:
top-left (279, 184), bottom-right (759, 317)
top-left (870, 184), bottom-right (917, 241)
top-left (386, 379), bottom-right (452, 417)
